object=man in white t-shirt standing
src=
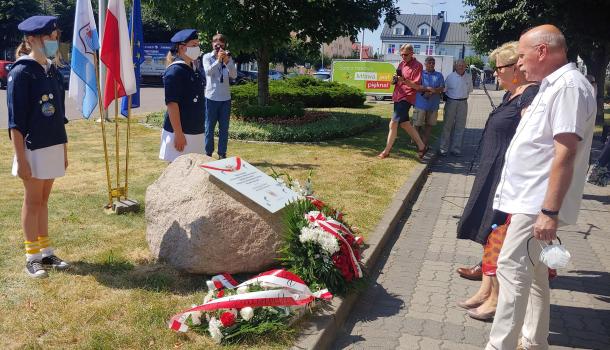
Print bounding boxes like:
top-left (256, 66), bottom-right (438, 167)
top-left (487, 25), bottom-right (596, 350)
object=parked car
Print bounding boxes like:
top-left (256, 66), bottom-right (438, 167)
top-left (241, 70), bottom-right (284, 82)
top-left (0, 60), bottom-right (13, 89)
top-left (57, 63), bottom-right (71, 88)
top-left (312, 69), bottom-right (331, 82)
top-left (231, 70), bottom-right (254, 85)
top-left (268, 70), bottom-right (284, 80)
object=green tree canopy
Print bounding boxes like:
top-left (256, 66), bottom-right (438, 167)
top-left (464, 0), bottom-right (610, 123)
top-left (0, 0), bottom-right (42, 58)
top-left (146, 0), bottom-right (399, 105)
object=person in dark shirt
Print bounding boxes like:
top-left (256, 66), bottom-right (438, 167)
top-left (8, 16), bottom-right (70, 278)
top-left (158, 29), bottom-right (206, 162)
top-left (455, 41), bottom-right (539, 321)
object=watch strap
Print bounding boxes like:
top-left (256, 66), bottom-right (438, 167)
top-left (541, 208), bottom-right (559, 216)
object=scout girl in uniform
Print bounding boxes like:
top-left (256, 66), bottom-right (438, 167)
top-left (158, 29), bottom-right (206, 162)
top-left (8, 16), bottom-right (70, 278)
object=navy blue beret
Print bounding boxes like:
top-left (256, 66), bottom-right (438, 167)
top-left (170, 29), bottom-right (198, 43)
top-left (18, 16), bottom-right (58, 35)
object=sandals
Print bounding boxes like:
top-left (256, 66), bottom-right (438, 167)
top-left (377, 152), bottom-right (389, 159)
top-left (417, 145), bottom-right (429, 160)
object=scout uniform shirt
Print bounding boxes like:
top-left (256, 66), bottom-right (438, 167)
top-left (7, 57), bottom-right (67, 150)
top-left (162, 59), bottom-right (206, 135)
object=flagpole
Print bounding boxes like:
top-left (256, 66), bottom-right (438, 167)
top-left (114, 81), bottom-right (120, 195)
top-left (94, 54), bottom-right (113, 207)
top-left (125, 2), bottom-right (135, 198)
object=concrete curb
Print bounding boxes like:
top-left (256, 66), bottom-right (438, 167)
top-left (291, 153), bottom-right (437, 350)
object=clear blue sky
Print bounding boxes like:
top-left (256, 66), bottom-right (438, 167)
top-left (360, 0), bottom-right (472, 54)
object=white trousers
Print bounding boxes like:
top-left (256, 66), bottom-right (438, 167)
top-left (486, 213), bottom-right (550, 350)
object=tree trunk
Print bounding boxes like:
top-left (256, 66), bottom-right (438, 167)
top-left (581, 45), bottom-right (609, 126)
top-left (257, 45), bottom-right (270, 106)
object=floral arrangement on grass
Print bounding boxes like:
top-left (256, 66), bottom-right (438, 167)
top-left (167, 172), bottom-right (363, 344)
top-left (169, 270), bottom-right (331, 344)
top-left (271, 171), bottom-right (365, 295)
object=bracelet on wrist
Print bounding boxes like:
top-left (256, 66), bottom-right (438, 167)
top-left (541, 208), bottom-right (559, 217)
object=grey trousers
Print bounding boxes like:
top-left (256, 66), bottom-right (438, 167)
top-left (440, 99), bottom-right (468, 153)
top-left (486, 214), bottom-right (550, 350)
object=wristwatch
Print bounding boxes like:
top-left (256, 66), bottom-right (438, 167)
top-left (541, 208), bottom-right (559, 217)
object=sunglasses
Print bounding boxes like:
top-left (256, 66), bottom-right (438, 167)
top-left (495, 63), bottom-right (515, 71)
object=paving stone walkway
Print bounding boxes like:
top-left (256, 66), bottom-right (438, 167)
top-left (333, 90), bottom-right (610, 349)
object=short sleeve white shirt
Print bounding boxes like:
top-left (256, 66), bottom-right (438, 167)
top-left (444, 71), bottom-right (473, 99)
top-left (493, 63), bottom-right (596, 225)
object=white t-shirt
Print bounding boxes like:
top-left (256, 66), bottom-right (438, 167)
top-left (444, 71), bottom-right (473, 99)
top-left (493, 63), bottom-right (596, 225)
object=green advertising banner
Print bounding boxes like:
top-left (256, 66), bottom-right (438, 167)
top-left (331, 60), bottom-right (398, 95)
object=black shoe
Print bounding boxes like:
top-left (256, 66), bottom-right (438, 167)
top-left (41, 254), bottom-right (70, 270)
top-left (439, 150), bottom-right (448, 156)
top-left (25, 260), bottom-right (48, 278)
top-left (218, 154), bottom-right (226, 159)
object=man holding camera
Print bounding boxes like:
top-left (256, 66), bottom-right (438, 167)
top-left (378, 44), bottom-right (427, 160)
top-left (202, 33), bottom-right (237, 159)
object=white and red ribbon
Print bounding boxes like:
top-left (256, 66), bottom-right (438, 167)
top-left (305, 211), bottom-right (363, 279)
top-left (169, 269), bottom-right (331, 333)
top-left (206, 273), bottom-right (239, 291)
top-left (199, 157), bottom-right (243, 172)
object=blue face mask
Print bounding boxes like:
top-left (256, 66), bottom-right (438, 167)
top-left (43, 40), bottom-right (59, 58)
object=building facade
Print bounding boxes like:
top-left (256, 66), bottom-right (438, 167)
top-left (380, 11), bottom-right (478, 61)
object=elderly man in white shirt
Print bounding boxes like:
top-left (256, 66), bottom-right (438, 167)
top-left (440, 59), bottom-right (473, 156)
top-left (487, 25), bottom-right (596, 350)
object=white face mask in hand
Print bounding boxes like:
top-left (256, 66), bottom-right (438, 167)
top-left (539, 242), bottom-right (571, 269)
top-left (185, 46), bottom-right (201, 61)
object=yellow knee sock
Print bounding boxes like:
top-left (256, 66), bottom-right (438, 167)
top-left (24, 240), bottom-right (41, 261)
top-left (38, 236), bottom-right (53, 257)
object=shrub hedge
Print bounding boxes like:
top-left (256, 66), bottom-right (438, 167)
top-left (234, 103), bottom-right (305, 121)
top-left (231, 76), bottom-right (366, 110)
top-left (144, 111), bottom-right (381, 142)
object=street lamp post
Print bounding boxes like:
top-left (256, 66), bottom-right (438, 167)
top-left (412, 1), bottom-right (446, 55)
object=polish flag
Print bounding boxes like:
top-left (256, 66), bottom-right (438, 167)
top-left (100, 0), bottom-right (136, 109)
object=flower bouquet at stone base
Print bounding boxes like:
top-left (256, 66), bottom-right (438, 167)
top-left (168, 270), bottom-right (331, 344)
top-left (271, 171), bottom-right (366, 295)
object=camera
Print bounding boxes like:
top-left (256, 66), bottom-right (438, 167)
top-left (392, 67), bottom-right (402, 85)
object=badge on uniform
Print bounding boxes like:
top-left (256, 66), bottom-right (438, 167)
top-left (40, 94), bottom-right (56, 117)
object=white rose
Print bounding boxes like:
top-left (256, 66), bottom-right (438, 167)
top-left (208, 317), bottom-right (223, 344)
top-left (240, 307), bottom-right (254, 321)
top-left (203, 291), bottom-right (214, 304)
top-left (190, 311), bottom-right (202, 326)
top-left (236, 286), bottom-right (249, 294)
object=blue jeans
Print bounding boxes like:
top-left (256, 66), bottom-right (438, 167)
top-left (205, 99), bottom-right (231, 157)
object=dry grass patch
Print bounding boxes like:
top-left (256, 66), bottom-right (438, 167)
top-left (0, 102), bottom-right (426, 349)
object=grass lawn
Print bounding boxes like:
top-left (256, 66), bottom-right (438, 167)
top-left (0, 102), bottom-right (432, 349)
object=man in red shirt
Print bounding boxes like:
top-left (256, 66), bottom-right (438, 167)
top-left (378, 44), bottom-right (427, 160)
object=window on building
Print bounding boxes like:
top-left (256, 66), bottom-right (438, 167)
top-left (387, 44), bottom-right (396, 54)
top-left (426, 45), bottom-right (434, 55)
top-left (419, 27), bottom-right (428, 36)
top-left (394, 26), bottom-right (403, 35)
top-left (413, 44), bottom-right (421, 54)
